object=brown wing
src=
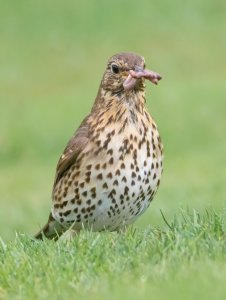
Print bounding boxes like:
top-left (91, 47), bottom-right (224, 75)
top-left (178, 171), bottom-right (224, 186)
top-left (53, 116), bottom-right (90, 188)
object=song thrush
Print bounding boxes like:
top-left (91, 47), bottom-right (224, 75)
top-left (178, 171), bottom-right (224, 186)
top-left (35, 52), bottom-right (163, 240)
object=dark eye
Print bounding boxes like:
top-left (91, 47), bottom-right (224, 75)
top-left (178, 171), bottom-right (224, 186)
top-left (111, 64), bottom-right (119, 74)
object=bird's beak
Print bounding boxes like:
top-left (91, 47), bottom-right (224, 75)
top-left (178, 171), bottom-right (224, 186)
top-left (123, 66), bottom-right (162, 91)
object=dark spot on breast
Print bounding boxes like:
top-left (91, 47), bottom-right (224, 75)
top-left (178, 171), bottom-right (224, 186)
top-left (91, 192), bottom-right (96, 199)
top-left (107, 149), bottom-right (113, 155)
top-left (61, 200), bottom-right (67, 208)
top-left (95, 164), bottom-right (100, 170)
top-left (113, 179), bottom-right (119, 186)
top-left (90, 187), bottom-right (96, 193)
top-left (82, 191), bottom-right (87, 197)
top-left (115, 169), bottom-right (121, 176)
top-left (121, 163), bottom-right (125, 169)
top-left (103, 138), bottom-right (111, 150)
top-left (74, 188), bottom-right (79, 194)
top-left (74, 171), bottom-right (80, 177)
top-left (63, 210), bottom-right (71, 217)
top-left (133, 149), bottom-right (137, 160)
top-left (97, 173), bottom-right (103, 180)
top-left (85, 177), bottom-right (90, 184)
top-left (96, 140), bottom-right (101, 147)
top-left (103, 182), bottom-right (108, 189)
top-left (107, 172), bottom-right (113, 179)
top-left (122, 176), bottom-right (127, 182)
top-left (85, 171), bottom-right (91, 177)
top-left (80, 182), bottom-right (85, 188)
top-left (124, 186), bottom-right (129, 195)
top-left (57, 196), bottom-right (62, 202)
top-left (126, 148), bottom-right (131, 155)
top-left (108, 189), bottom-right (116, 198)
top-left (132, 172), bottom-right (136, 178)
top-left (109, 157), bottom-right (114, 165)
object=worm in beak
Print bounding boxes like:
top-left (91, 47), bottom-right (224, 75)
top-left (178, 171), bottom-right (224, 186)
top-left (123, 66), bottom-right (162, 91)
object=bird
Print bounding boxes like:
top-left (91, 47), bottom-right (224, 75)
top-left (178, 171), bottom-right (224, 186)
top-left (35, 52), bottom-right (163, 240)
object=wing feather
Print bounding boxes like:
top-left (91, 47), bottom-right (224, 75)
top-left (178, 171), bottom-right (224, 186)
top-left (53, 117), bottom-right (90, 188)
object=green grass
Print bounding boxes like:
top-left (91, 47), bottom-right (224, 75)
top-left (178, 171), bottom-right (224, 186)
top-left (1, 209), bottom-right (226, 299)
top-left (0, 0), bottom-right (226, 299)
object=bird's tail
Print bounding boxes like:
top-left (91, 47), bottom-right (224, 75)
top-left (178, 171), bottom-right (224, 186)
top-left (34, 213), bottom-right (65, 240)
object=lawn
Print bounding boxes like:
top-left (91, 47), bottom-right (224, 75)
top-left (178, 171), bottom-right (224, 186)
top-left (0, 0), bottom-right (226, 299)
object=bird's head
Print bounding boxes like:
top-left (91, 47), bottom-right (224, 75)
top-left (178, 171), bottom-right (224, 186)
top-left (101, 52), bottom-right (162, 94)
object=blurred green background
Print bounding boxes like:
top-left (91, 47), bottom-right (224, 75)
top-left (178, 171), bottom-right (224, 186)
top-left (0, 0), bottom-right (226, 241)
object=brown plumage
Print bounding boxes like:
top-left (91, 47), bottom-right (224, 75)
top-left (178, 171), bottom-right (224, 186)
top-left (35, 52), bottom-right (163, 240)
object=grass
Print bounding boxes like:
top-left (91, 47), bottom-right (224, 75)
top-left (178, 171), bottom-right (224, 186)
top-left (1, 209), bottom-right (226, 300)
top-left (0, 0), bottom-right (226, 299)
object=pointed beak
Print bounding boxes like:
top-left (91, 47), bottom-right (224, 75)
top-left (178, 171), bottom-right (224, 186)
top-left (123, 66), bottom-right (162, 91)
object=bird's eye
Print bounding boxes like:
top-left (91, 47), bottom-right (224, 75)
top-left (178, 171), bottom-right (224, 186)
top-left (111, 64), bottom-right (120, 74)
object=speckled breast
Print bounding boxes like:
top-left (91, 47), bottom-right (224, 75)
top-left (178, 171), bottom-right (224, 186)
top-left (52, 113), bottom-right (163, 231)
